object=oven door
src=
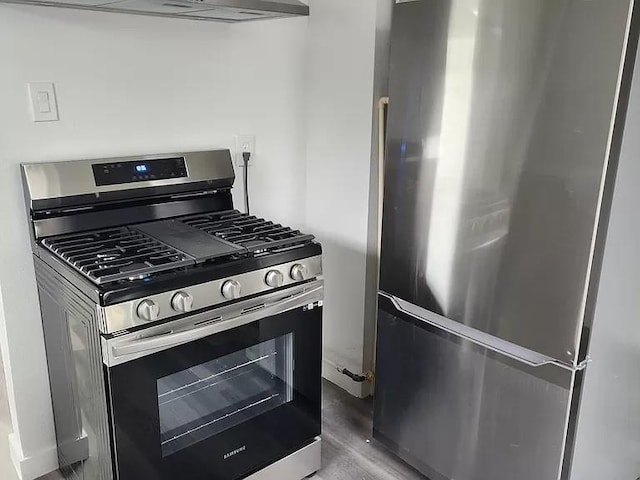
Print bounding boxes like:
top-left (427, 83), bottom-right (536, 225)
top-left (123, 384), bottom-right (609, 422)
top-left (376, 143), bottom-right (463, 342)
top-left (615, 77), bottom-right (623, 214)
top-left (102, 280), bottom-right (323, 480)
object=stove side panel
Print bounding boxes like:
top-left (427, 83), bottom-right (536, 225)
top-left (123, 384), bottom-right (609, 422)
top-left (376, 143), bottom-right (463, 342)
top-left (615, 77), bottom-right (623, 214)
top-left (35, 256), bottom-right (114, 480)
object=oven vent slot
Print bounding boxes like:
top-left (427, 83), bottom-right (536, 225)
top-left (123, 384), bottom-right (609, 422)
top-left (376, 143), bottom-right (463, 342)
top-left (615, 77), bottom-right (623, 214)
top-left (241, 304), bottom-right (265, 315)
top-left (194, 316), bottom-right (222, 327)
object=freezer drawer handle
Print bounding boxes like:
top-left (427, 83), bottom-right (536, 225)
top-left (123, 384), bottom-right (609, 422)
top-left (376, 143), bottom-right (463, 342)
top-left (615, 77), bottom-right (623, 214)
top-left (381, 292), bottom-right (583, 372)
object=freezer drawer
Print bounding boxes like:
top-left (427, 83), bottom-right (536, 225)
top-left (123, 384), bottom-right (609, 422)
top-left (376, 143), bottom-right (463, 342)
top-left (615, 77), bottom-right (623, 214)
top-left (374, 296), bottom-right (576, 480)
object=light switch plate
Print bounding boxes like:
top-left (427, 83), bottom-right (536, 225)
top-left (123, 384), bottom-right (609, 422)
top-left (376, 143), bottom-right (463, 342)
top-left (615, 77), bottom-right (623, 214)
top-left (27, 82), bottom-right (59, 122)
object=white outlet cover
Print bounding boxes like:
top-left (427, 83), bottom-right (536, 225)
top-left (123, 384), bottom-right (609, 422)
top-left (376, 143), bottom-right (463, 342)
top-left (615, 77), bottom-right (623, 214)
top-left (235, 134), bottom-right (256, 166)
top-left (28, 82), bottom-right (59, 122)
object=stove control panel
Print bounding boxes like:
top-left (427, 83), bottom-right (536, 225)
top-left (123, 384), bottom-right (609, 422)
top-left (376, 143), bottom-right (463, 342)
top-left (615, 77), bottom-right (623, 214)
top-left (101, 255), bottom-right (323, 334)
top-left (93, 157), bottom-right (188, 186)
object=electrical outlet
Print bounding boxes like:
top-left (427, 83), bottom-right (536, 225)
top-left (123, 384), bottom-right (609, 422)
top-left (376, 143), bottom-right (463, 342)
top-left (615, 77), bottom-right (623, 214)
top-left (235, 134), bottom-right (256, 166)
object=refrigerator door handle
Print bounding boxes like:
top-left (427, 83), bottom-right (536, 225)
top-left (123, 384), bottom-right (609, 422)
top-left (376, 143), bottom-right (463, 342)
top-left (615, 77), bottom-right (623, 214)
top-left (381, 292), bottom-right (584, 372)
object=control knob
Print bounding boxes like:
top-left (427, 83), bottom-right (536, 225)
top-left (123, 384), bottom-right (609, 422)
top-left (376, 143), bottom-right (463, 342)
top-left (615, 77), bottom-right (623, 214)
top-left (171, 291), bottom-right (194, 313)
top-left (290, 264), bottom-right (308, 281)
top-left (137, 299), bottom-right (160, 322)
top-left (265, 270), bottom-right (284, 288)
top-left (221, 280), bottom-right (242, 300)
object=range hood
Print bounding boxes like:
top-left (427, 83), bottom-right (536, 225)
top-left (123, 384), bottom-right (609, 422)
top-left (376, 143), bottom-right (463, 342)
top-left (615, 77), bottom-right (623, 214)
top-left (0, 0), bottom-right (309, 22)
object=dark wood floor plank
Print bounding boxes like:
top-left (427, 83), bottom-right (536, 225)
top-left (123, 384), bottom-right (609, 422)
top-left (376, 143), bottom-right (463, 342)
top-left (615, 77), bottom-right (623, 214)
top-left (313, 380), bottom-right (425, 480)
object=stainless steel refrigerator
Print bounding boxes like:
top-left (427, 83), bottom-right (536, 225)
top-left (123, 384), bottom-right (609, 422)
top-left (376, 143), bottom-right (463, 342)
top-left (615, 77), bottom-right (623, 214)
top-left (374, 1), bottom-right (640, 479)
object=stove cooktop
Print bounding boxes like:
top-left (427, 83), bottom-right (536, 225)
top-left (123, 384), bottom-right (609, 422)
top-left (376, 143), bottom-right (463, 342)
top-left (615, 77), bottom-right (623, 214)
top-left (41, 210), bottom-right (315, 286)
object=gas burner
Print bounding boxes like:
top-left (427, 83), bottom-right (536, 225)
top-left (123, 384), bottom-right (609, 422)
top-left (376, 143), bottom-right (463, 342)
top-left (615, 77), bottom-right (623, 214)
top-left (41, 227), bottom-right (193, 285)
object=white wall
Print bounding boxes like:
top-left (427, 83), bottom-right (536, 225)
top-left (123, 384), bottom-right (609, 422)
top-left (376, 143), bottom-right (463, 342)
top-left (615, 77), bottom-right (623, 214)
top-left (0, 6), bottom-right (308, 478)
top-left (0, 2), bottom-right (391, 476)
top-left (305, 0), bottom-right (390, 398)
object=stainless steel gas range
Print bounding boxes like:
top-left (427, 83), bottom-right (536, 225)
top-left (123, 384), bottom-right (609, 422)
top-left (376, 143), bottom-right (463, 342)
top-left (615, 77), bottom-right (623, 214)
top-left (21, 150), bottom-right (322, 480)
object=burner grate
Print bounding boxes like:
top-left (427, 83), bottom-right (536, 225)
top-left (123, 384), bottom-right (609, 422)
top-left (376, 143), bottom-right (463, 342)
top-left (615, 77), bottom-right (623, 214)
top-left (41, 227), bottom-right (194, 284)
top-left (40, 211), bottom-right (315, 286)
top-left (181, 210), bottom-right (314, 252)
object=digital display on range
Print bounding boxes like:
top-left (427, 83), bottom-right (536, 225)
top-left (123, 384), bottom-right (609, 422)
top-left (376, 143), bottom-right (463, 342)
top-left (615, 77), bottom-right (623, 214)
top-left (93, 157), bottom-right (187, 186)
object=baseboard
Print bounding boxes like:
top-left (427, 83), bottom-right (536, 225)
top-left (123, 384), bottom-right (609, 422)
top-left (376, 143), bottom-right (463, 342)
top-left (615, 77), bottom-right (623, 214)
top-left (8, 433), bottom-right (58, 480)
top-left (322, 359), bottom-right (371, 398)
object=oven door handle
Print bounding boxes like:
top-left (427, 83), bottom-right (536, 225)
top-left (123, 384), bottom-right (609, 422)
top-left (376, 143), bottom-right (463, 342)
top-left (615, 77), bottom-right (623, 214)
top-left (104, 280), bottom-right (323, 366)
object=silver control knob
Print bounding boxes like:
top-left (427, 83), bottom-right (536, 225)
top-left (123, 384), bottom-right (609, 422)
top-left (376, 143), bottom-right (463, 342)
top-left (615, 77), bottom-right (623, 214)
top-left (221, 280), bottom-right (242, 300)
top-left (265, 270), bottom-right (284, 288)
top-left (136, 299), bottom-right (160, 322)
top-left (290, 264), bottom-right (308, 281)
top-left (171, 291), bottom-right (194, 313)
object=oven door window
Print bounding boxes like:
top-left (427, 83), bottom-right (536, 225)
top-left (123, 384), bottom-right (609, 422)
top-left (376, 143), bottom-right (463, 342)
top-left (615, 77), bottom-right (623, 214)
top-left (107, 304), bottom-right (321, 480)
top-left (158, 334), bottom-right (294, 457)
